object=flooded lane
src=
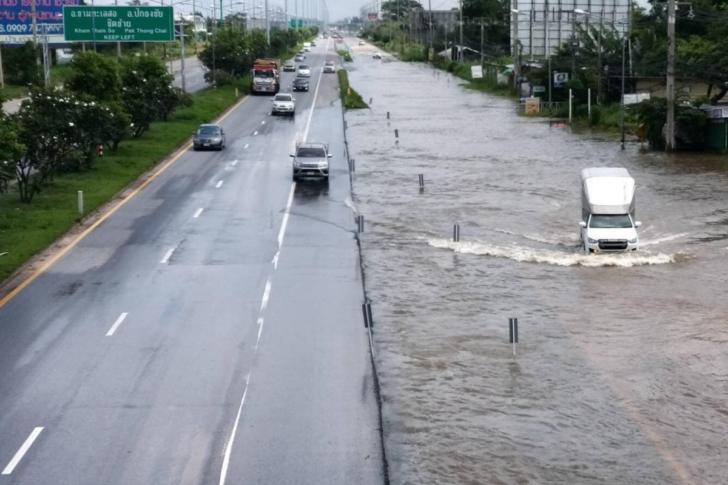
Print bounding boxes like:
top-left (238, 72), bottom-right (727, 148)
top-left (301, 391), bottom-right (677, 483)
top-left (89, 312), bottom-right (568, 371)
top-left (345, 45), bottom-right (728, 485)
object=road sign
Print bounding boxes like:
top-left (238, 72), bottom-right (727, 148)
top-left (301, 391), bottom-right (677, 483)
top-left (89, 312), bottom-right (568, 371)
top-left (533, 86), bottom-right (546, 93)
top-left (553, 72), bottom-right (569, 88)
top-left (63, 6), bottom-right (174, 43)
top-left (289, 18), bottom-right (303, 28)
top-left (0, 0), bottom-right (81, 46)
top-left (471, 65), bottom-right (483, 79)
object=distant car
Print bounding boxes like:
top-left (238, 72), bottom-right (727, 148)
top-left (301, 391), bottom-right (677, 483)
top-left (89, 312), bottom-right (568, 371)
top-left (297, 51), bottom-right (306, 59)
top-left (295, 54), bottom-right (305, 62)
top-left (291, 142), bottom-right (332, 182)
top-left (323, 61), bottom-right (336, 73)
top-left (311, 40), bottom-right (317, 46)
top-left (323, 34), bottom-right (328, 39)
top-left (271, 93), bottom-right (296, 117)
top-left (293, 77), bottom-right (310, 91)
top-left (373, 52), bottom-right (382, 59)
top-left (358, 40), bottom-right (365, 46)
top-left (193, 124), bottom-right (226, 151)
top-left (297, 65), bottom-right (311, 77)
top-left (283, 60), bottom-right (296, 72)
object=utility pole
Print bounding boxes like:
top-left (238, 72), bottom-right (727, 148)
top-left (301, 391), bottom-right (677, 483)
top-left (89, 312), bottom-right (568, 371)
top-left (428, 0), bottom-right (433, 55)
top-left (265, 0), bottom-right (270, 44)
top-left (0, 41), bottom-right (4, 89)
top-left (621, 38), bottom-right (626, 149)
top-left (116, 0), bottom-right (122, 57)
top-left (512, 0), bottom-right (519, 92)
top-left (597, 11), bottom-right (603, 104)
top-left (459, 0), bottom-right (463, 62)
top-left (296, 0), bottom-right (299, 30)
top-left (547, 8), bottom-right (551, 105)
top-left (665, 0), bottom-right (676, 151)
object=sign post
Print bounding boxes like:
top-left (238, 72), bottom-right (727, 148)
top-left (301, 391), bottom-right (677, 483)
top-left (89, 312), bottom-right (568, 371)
top-left (63, 6), bottom-right (174, 43)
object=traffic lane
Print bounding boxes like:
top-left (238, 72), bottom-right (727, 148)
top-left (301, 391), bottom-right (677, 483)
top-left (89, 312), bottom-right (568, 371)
top-left (0, 85), bottom-right (306, 482)
top-left (221, 70), bottom-right (385, 484)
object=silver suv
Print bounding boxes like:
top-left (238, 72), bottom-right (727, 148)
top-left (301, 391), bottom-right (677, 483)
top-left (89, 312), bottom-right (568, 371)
top-left (291, 142), bottom-right (332, 182)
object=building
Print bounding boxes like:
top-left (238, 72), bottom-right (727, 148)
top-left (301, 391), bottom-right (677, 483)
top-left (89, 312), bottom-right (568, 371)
top-left (511, 0), bottom-right (631, 57)
top-left (635, 77), bottom-right (711, 103)
top-left (181, 14), bottom-right (207, 39)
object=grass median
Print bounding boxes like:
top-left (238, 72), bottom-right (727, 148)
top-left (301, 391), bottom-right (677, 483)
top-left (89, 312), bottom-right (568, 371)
top-left (337, 70), bottom-right (368, 110)
top-left (0, 78), bottom-right (250, 283)
top-left (337, 50), bottom-right (353, 62)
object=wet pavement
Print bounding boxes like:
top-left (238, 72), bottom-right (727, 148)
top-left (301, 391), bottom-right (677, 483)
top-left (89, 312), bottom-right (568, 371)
top-left (0, 40), bottom-right (384, 484)
top-left (346, 40), bottom-right (728, 485)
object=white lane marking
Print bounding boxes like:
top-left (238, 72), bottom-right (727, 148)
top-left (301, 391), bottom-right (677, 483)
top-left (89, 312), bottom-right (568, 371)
top-left (303, 37), bottom-right (330, 142)
top-left (105, 312), bottom-right (128, 337)
top-left (277, 183), bottom-right (296, 248)
top-left (253, 131), bottom-right (258, 136)
top-left (160, 248), bottom-right (175, 264)
top-left (193, 208), bottom-right (204, 218)
top-left (244, 144), bottom-right (249, 149)
top-left (216, 180), bottom-right (224, 188)
top-left (2, 427), bottom-right (44, 475)
top-left (231, 160), bottom-right (238, 166)
top-left (218, 373), bottom-right (250, 485)
top-left (259, 278), bottom-right (272, 315)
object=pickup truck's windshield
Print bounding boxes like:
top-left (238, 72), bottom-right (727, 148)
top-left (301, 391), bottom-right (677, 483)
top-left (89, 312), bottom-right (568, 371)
top-left (297, 147), bottom-right (326, 157)
top-left (254, 70), bottom-right (274, 78)
top-left (590, 215), bottom-right (633, 228)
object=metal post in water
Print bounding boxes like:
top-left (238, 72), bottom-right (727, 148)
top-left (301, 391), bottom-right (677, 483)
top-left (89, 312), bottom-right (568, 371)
top-left (357, 215), bottom-right (365, 233)
top-left (362, 303), bottom-right (370, 328)
top-left (387, 111), bottom-right (390, 119)
top-left (453, 224), bottom-right (460, 242)
top-left (588, 88), bottom-right (592, 119)
top-left (509, 318), bottom-right (519, 357)
top-left (369, 97), bottom-right (373, 104)
top-left (366, 303), bottom-right (374, 328)
top-left (78, 191), bottom-right (84, 215)
top-left (394, 129), bottom-right (399, 138)
top-left (568, 89), bottom-right (572, 124)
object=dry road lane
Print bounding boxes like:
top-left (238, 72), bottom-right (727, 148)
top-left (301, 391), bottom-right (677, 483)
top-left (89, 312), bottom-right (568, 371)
top-left (0, 40), bottom-right (384, 485)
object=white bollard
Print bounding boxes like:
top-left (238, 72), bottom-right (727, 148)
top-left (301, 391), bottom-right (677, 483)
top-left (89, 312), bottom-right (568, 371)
top-left (78, 191), bottom-right (84, 215)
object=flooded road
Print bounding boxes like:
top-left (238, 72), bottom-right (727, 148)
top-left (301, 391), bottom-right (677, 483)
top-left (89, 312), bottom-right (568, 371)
top-left (344, 44), bottom-right (728, 485)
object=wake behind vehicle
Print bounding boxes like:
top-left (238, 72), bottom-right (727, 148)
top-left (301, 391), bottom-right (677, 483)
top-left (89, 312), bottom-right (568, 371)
top-left (291, 142), bottom-right (332, 182)
top-left (293, 77), bottom-right (310, 91)
top-left (579, 168), bottom-right (641, 253)
top-left (193, 124), bottom-right (226, 151)
top-left (251, 59), bottom-right (280, 94)
top-left (271, 93), bottom-right (296, 117)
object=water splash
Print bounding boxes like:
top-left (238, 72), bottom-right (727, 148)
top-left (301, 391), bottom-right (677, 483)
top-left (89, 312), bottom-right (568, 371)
top-left (640, 233), bottom-right (688, 247)
top-left (428, 239), bottom-right (688, 267)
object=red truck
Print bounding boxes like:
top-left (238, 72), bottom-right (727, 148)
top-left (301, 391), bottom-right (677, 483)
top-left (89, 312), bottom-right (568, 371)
top-left (251, 59), bottom-right (280, 95)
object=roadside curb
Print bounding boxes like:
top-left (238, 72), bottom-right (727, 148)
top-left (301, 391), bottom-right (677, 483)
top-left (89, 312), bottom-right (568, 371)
top-left (340, 90), bottom-right (391, 485)
top-left (0, 93), bottom-right (249, 308)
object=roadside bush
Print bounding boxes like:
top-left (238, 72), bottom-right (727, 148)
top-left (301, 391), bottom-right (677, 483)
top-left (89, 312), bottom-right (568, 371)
top-left (205, 69), bottom-right (235, 86)
top-left (66, 51), bottom-right (122, 102)
top-left (590, 105), bottom-right (603, 126)
top-left (1, 42), bottom-right (40, 86)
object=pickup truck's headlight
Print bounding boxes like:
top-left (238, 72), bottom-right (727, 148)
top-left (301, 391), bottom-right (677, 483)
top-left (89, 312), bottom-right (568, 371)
top-left (293, 160), bottom-right (302, 167)
top-left (628, 238), bottom-right (638, 244)
top-left (587, 237), bottom-right (598, 244)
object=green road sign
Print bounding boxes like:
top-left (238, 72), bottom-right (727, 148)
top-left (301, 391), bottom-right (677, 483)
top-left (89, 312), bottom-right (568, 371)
top-left (289, 19), bottom-right (303, 28)
top-left (63, 6), bottom-right (174, 43)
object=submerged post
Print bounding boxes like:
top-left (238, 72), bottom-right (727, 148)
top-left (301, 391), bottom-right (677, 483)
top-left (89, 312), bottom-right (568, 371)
top-left (509, 318), bottom-right (519, 356)
top-left (453, 224), bottom-right (460, 242)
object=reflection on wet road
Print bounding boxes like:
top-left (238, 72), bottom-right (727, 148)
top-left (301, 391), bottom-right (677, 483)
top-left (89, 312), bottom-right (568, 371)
top-left (346, 42), bottom-right (728, 485)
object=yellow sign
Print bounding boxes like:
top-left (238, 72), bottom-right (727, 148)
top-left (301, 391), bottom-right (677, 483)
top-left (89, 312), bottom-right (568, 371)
top-left (525, 98), bottom-right (540, 114)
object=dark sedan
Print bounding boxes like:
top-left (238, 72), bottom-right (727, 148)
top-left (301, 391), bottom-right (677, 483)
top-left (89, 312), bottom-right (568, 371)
top-left (193, 124), bottom-right (226, 151)
top-left (293, 77), bottom-right (310, 92)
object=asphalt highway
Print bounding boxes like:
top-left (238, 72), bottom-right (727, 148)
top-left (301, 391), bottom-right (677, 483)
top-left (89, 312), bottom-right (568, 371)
top-left (0, 38), bottom-right (384, 485)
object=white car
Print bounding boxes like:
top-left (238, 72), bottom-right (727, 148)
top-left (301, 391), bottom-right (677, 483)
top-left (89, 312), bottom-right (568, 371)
top-left (297, 65), bottom-right (311, 77)
top-left (358, 40), bottom-right (365, 46)
top-left (373, 52), bottom-right (382, 59)
top-left (271, 93), bottom-right (296, 117)
top-left (323, 61), bottom-right (336, 73)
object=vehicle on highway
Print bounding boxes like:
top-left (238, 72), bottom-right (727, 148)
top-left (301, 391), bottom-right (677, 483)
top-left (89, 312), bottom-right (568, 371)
top-left (283, 60), bottom-right (296, 72)
top-left (373, 52), bottom-right (382, 59)
top-left (193, 124), bottom-right (226, 151)
top-left (323, 34), bottom-right (328, 39)
top-left (323, 61), bottom-right (336, 73)
top-left (359, 40), bottom-right (365, 45)
top-left (295, 54), bottom-right (305, 62)
top-left (251, 59), bottom-right (280, 94)
top-left (271, 93), bottom-right (296, 117)
top-left (291, 142), bottom-right (332, 182)
top-left (293, 77), bottom-right (310, 91)
top-left (311, 40), bottom-right (317, 46)
top-left (297, 51), bottom-right (307, 59)
top-left (303, 42), bottom-right (312, 51)
top-left (297, 65), bottom-right (311, 77)
top-left (579, 168), bottom-right (641, 253)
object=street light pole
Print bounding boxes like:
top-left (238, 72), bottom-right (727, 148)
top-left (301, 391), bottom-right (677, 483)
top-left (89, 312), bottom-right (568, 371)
top-left (265, 0), bottom-right (270, 44)
top-left (620, 38), bottom-right (626, 150)
top-left (665, 0), bottom-right (676, 151)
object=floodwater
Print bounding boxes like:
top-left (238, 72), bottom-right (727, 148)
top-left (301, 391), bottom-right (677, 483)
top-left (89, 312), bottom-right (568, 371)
top-left (345, 47), bottom-right (728, 485)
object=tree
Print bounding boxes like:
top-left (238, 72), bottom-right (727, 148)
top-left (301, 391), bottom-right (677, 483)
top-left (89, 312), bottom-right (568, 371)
top-left (0, 96), bottom-right (24, 195)
top-left (381, 0), bottom-right (423, 22)
top-left (199, 27), bottom-right (253, 78)
top-left (1, 42), bottom-right (40, 86)
top-left (65, 51), bottom-right (123, 102)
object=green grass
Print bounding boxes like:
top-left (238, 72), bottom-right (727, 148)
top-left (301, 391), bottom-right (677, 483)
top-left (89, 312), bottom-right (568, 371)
top-left (0, 84), bottom-right (28, 101)
top-left (337, 50), bottom-right (353, 62)
top-left (337, 70), bottom-right (368, 110)
top-left (0, 78), bottom-right (250, 283)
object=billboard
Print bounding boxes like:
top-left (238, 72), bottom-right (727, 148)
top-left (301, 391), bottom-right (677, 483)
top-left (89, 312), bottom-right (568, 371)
top-left (367, 13), bottom-right (378, 20)
top-left (0, 0), bottom-right (81, 46)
